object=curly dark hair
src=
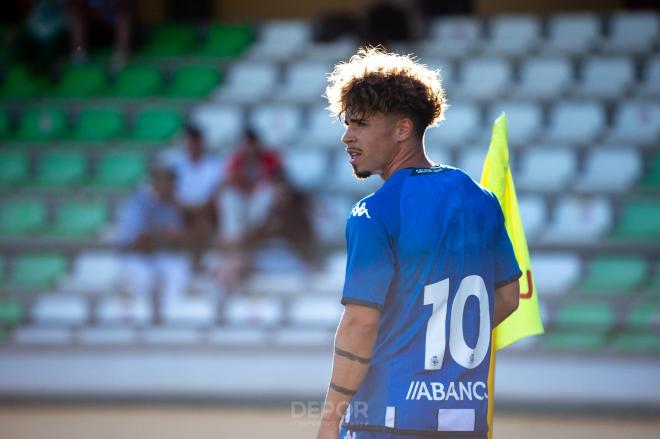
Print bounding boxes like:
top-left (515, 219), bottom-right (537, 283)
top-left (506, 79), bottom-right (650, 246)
top-left (325, 47), bottom-right (446, 137)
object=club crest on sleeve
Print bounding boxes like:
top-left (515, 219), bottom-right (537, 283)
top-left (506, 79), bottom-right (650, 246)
top-left (351, 201), bottom-right (371, 219)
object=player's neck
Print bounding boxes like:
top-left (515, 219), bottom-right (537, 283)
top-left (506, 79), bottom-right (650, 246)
top-left (381, 141), bottom-right (432, 180)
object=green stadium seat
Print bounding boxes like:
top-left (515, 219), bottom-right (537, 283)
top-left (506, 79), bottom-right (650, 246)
top-left (14, 107), bottom-right (68, 141)
top-left (130, 108), bottom-right (182, 141)
top-left (140, 24), bottom-right (195, 57)
top-left (71, 107), bottom-right (124, 141)
top-left (168, 65), bottom-right (220, 98)
top-left (640, 153), bottom-right (660, 189)
top-left (648, 269), bottom-right (660, 295)
top-left (612, 200), bottom-right (660, 240)
top-left (197, 24), bottom-right (253, 58)
top-left (50, 200), bottom-right (108, 237)
top-left (0, 152), bottom-right (30, 187)
top-left (33, 152), bottom-right (87, 187)
top-left (6, 254), bottom-right (67, 289)
top-left (0, 65), bottom-right (49, 98)
top-left (627, 303), bottom-right (660, 330)
top-left (0, 199), bottom-right (47, 236)
top-left (92, 152), bottom-right (147, 189)
top-left (0, 109), bottom-right (9, 137)
top-left (54, 63), bottom-right (108, 97)
top-left (554, 302), bottom-right (616, 331)
top-left (611, 332), bottom-right (660, 354)
top-left (0, 300), bottom-right (23, 327)
top-left (111, 64), bottom-right (163, 97)
top-left (578, 256), bottom-right (648, 295)
top-left (540, 331), bottom-right (607, 352)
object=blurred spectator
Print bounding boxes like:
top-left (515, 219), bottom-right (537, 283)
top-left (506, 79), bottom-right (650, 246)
top-left (68, 0), bottom-right (132, 69)
top-left (167, 124), bottom-right (223, 269)
top-left (116, 166), bottom-right (191, 314)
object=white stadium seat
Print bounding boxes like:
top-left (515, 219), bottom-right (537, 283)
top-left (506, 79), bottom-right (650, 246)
top-left (517, 195), bottom-right (547, 240)
top-left (162, 296), bottom-right (217, 327)
top-left (485, 15), bottom-right (541, 57)
top-left (639, 57), bottom-right (660, 97)
top-left (207, 327), bottom-right (268, 347)
top-left (425, 58), bottom-right (456, 89)
top-left (283, 149), bottom-right (328, 190)
top-left (515, 57), bottom-right (572, 100)
top-left (243, 271), bottom-right (306, 296)
top-left (545, 13), bottom-right (601, 55)
top-left (223, 296), bottom-right (283, 327)
top-left (214, 62), bottom-right (278, 104)
top-left (304, 39), bottom-right (357, 63)
top-left (96, 295), bottom-right (152, 326)
top-left (546, 102), bottom-right (605, 145)
top-left (273, 328), bottom-right (334, 347)
top-left (13, 327), bottom-right (74, 345)
top-left (59, 251), bottom-right (120, 295)
top-left (603, 12), bottom-right (659, 53)
top-left (289, 296), bottom-right (343, 327)
top-left (456, 148), bottom-right (486, 181)
top-left (248, 20), bottom-right (311, 61)
top-left (576, 147), bottom-right (641, 192)
top-left (190, 105), bottom-right (244, 149)
top-left (576, 57), bottom-right (634, 99)
top-left (541, 196), bottom-right (612, 244)
top-left (249, 104), bottom-right (303, 148)
top-left (78, 327), bottom-right (139, 345)
top-left (609, 101), bottom-right (660, 145)
top-left (275, 61), bottom-right (331, 104)
top-left (455, 58), bottom-right (512, 101)
top-left (32, 295), bottom-right (89, 326)
top-left (423, 17), bottom-right (482, 58)
top-left (530, 252), bottom-right (582, 295)
top-left (142, 327), bottom-right (203, 345)
top-left (487, 101), bottom-right (543, 146)
top-left (424, 103), bottom-right (481, 147)
top-left (298, 106), bottom-right (345, 149)
top-left (517, 148), bottom-right (576, 192)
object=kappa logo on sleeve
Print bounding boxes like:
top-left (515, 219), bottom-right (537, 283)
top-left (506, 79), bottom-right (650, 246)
top-left (351, 202), bottom-right (371, 219)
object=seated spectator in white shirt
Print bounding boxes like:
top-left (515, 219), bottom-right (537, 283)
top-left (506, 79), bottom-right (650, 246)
top-left (116, 166), bottom-right (191, 316)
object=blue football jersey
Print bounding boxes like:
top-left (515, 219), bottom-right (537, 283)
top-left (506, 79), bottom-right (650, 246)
top-left (341, 166), bottom-right (521, 437)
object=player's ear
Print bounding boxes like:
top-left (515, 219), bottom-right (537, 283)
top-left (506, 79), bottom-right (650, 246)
top-left (395, 117), bottom-right (414, 142)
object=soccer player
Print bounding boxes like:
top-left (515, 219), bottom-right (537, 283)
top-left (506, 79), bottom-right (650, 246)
top-left (317, 48), bottom-right (522, 439)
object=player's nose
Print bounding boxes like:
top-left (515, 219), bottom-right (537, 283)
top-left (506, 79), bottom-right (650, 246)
top-left (341, 126), bottom-right (355, 145)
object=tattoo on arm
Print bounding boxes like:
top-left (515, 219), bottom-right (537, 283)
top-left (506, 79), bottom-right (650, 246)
top-left (335, 347), bottom-right (372, 365)
top-left (330, 382), bottom-right (357, 396)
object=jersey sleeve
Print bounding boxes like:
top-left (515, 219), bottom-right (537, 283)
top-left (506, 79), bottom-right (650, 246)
top-left (492, 202), bottom-right (523, 288)
top-left (341, 210), bottom-right (396, 311)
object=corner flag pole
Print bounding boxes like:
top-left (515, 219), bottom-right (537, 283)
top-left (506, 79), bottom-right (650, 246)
top-left (479, 114), bottom-right (544, 439)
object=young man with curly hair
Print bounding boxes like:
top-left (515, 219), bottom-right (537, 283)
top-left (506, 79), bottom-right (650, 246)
top-left (317, 48), bottom-right (522, 439)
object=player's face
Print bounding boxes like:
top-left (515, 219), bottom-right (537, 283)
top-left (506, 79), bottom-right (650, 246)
top-left (341, 112), bottom-right (399, 179)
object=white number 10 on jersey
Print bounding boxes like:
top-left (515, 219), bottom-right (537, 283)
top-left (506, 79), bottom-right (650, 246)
top-left (423, 275), bottom-right (490, 370)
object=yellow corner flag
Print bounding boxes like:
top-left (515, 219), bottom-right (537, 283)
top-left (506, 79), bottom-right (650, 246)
top-left (480, 113), bottom-right (544, 438)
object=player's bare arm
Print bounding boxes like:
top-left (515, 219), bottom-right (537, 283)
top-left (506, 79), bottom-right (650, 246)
top-left (317, 304), bottom-right (381, 438)
top-left (493, 278), bottom-right (520, 328)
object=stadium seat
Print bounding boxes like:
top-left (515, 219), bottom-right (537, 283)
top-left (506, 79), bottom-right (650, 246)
top-left (456, 148), bottom-right (486, 181)
top-left (275, 61), bottom-right (331, 103)
top-left (627, 303), bottom-right (660, 330)
top-left (213, 61), bottom-right (278, 103)
top-left (208, 327), bottom-right (268, 347)
top-left (223, 296), bottom-right (283, 327)
top-left (168, 65), bottom-right (220, 98)
top-left (6, 254), bottom-right (67, 289)
top-left (0, 199), bottom-right (47, 236)
top-left (0, 109), bottom-right (9, 138)
top-left (425, 59), bottom-right (456, 89)
top-left (554, 302), bottom-right (616, 331)
top-left (516, 148), bottom-right (576, 192)
top-left (611, 332), bottom-right (660, 354)
top-left (33, 152), bottom-right (87, 187)
top-left (575, 147), bottom-right (641, 192)
top-left (424, 103), bottom-right (481, 147)
top-left (303, 40), bottom-right (357, 63)
top-left (423, 17), bottom-right (481, 58)
top-left (455, 58), bottom-right (512, 101)
top-left (298, 106), bottom-right (345, 149)
top-left (60, 251), bottom-right (121, 294)
top-left (609, 101), bottom-right (660, 145)
top-left (273, 328), bottom-right (334, 347)
top-left (142, 327), bottom-right (203, 345)
top-left (484, 15), bottom-right (540, 57)
top-left (111, 64), bottom-right (163, 97)
top-left (139, 24), bottom-right (195, 57)
top-left (540, 196), bottom-right (611, 244)
top-left (190, 104), bottom-right (244, 149)
top-left (78, 327), bottom-right (139, 345)
top-left (50, 199), bottom-right (108, 237)
top-left (515, 57), bottom-right (572, 100)
top-left (530, 252), bottom-right (582, 295)
top-left (0, 151), bottom-right (30, 187)
top-left (579, 256), bottom-right (649, 295)
top-left (130, 108), bottom-right (183, 142)
top-left (0, 300), bottom-right (22, 327)
top-left (96, 295), bottom-right (152, 325)
top-left (611, 199), bottom-right (660, 240)
top-left (0, 65), bottom-right (49, 98)
top-left (602, 12), bottom-right (659, 53)
top-left (31, 295), bottom-right (89, 326)
top-left (283, 149), bottom-right (328, 190)
top-left (517, 195), bottom-right (547, 239)
top-left (639, 56), bottom-right (660, 97)
top-left (54, 63), bottom-right (108, 97)
top-left (162, 297), bottom-right (216, 327)
top-left (576, 56), bottom-right (634, 99)
top-left (249, 104), bottom-right (303, 147)
top-left (197, 23), bottom-right (253, 58)
top-left (540, 331), bottom-right (607, 352)
top-left (72, 107), bottom-right (125, 141)
top-left (14, 106), bottom-right (68, 141)
top-left (13, 327), bottom-right (74, 345)
top-left (486, 102), bottom-right (542, 146)
top-left (243, 270), bottom-right (306, 296)
top-left (546, 102), bottom-right (605, 145)
top-left (640, 153), bottom-right (660, 189)
top-left (248, 20), bottom-right (310, 61)
top-left (545, 13), bottom-right (601, 55)
top-left (92, 152), bottom-right (147, 189)
top-left (289, 296), bottom-right (342, 328)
